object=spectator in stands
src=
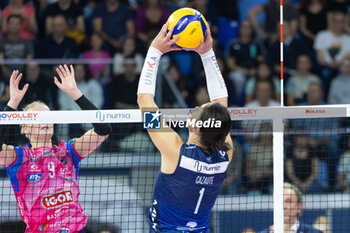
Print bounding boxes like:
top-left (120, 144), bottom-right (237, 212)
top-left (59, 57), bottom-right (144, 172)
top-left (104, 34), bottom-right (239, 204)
top-left (313, 216), bottom-right (330, 233)
top-left (299, 0), bottom-right (328, 48)
top-left (245, 80), bottom-right (279, 107)
top-left (190, 0), bottom-right (218, 35)
top-left (0, 15), bottom-right (34, 78)
top-left (162, 64), bottom-right (188, 108)
top-left (286, 54), bottom-right (322, 106)
top-left (113, 36), bottom-right (143, 76)
top-left (258, 183), bottom-right (323, 233)
top-left (290, 82), bottom-right (339, 191)
top-left (37, 14), bottom-right (79, 58)
top-left (213, 0), bottom-right (239, 20)
top-left (314, 11), bottom-right (350, 90)
top-left (1, 0), bottom-right (36, 40)
top-left (221, 138), bottom-right (243, 194)
top-left (135, 0), bottom-right (170, 44)
top-left (249, 0), bottom-right (297, 41)
top-left (337, 136), bottom-right (350, 192)
top-left (109, 56), bottom-right (138, 109)
top-left (302, 82), bottom-right (325, 105)
top-left (192, 85), bottom-right (209, 107)
top-left (268, 19), bottom-right (310, 76)
top-left (244, 123), bottom-right (273, 194)
top-left (45, 0), bottom-right (85, 44)
top-left (20, 62), bottom-right (56, 108)
top-left (225, 19), bottom-right (264, 103)
top-left (92, 0), bottom-right (134, 53)
top-left (82, 33), bottom-right (111, 84)
top-left (286, 134), bottom-right (320, 193)
top-left (245, 61), bottom-right (280, 104)
top-left (328, 57), bottom-right (350, 104)
top-left (327, 0), bottom-right (350, 34)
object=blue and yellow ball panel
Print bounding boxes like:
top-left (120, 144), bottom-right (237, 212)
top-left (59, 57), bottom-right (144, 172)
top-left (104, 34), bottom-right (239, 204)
top-left (167, 8), bottom-right (208, 49)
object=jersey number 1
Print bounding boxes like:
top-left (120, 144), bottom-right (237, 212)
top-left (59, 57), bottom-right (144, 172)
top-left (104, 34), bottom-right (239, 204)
top-left (194, 188), bottom-right (205, 214)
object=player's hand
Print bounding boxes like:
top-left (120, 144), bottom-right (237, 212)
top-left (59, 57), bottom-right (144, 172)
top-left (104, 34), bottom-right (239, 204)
top-left (151, 22), bottom-right (181, 54)
top-left (191, 26), bottom-right (213, 55)
top-left (7, 70), bottom-right (29, 109)
top-left (54, 65), bottom-right (82, 100)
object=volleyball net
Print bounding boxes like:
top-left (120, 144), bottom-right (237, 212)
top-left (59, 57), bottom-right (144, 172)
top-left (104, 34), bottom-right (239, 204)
top-left (0, 106), bottom-right (349, 233)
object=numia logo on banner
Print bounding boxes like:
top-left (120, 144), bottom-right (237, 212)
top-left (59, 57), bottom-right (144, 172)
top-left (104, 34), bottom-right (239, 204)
top-left (96, 111), bottom-right (131, 121)
top-left (143, 110), bottom-right (161, 129)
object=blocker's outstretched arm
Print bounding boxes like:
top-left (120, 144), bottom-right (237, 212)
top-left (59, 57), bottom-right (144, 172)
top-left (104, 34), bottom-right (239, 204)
top-left (54, 65), bottom-right (112, 158)
top-left (137, 23), bottom-right (184, 173)
top-left (0, 71), bottom-right (29, 167)
top-left (191, 28), bottom-right (234, 162)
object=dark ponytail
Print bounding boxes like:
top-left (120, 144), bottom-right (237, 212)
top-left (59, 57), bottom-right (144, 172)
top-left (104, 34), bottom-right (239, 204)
top-left (198, 103), bottom-right (232, 153)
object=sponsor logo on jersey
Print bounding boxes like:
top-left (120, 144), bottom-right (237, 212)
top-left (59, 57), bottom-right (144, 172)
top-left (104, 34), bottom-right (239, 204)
top-left (39, 223), bottom-right (49, 231)
top-left (64, 177), bottom-right (75, 182)
top-left (47, 208), bottom-right (65, 220)
top-left (179, 156), bottom-right (229, 174)
top-left (41, 190), bottom-right (74, 209)
top-left (31, 156), bottom-right (39, 162)
top-left (28, 173), bottom-right (42, 182)
top-left (29, 164), bottom-right (39, 172)
top-left (42, 151), bottom-right (54, 157)
top-left (56, 227), bottom-right (70, 233)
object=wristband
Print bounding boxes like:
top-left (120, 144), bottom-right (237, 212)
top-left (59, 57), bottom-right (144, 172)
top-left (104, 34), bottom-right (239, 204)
top-left (137, 46), bottom-right (163, 95)
top-left (75, 95), bottom-right (112, 136)
top-left (200, 49), bottom-right (228, 101)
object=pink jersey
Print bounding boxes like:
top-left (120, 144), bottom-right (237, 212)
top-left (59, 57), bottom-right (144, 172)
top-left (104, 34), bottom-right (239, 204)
top-left (5, 140), bottom-right (87, 233)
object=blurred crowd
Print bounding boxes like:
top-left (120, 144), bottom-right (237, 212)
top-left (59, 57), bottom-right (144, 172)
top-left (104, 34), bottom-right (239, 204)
top-left (1, 0), bottom-right (350, 195)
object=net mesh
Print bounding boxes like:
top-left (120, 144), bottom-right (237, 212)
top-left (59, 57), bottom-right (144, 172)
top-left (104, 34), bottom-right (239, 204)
top-left (0, 108), bottom-right (349, 232)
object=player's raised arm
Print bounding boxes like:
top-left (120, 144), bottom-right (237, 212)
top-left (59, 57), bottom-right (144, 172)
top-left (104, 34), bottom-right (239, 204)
top-left (0, 70), bottom-right (29, 166)
top-left (191, 28), bottom-right (234, 162)
top-left (54, 65), bottom-right (112, 158)
top-left (137, 23), bottom-right (183, 172)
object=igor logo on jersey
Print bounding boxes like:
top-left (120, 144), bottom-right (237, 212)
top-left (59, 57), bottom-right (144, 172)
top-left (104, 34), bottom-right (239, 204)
top-left (41, 190), bottom-right (74, 209)
top-left (28, 174), bottom-right (42, 182)
top-left (143, 110), bottom-right (161, 129)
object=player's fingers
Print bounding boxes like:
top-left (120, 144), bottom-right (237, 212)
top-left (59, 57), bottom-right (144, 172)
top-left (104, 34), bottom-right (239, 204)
top-left (56, 67), bottom-right (65, 79)
top-left (70, 65), bottom-right (75, 77)
top-left (58, 65), bottom-right (67, 77)
top-left (63, 64), bottom-right (70, 76)
top-left (14, 73), bottom-right (23, 86)
top-left (10, 70), bottom-right (17, 86)
top-left (21, 83), bottom-right (29, 93)
top-left (169, 35), bottom-right (179, 45)
top-left (161, 22), bottom-right (169, 37)
top-left (53, 77), bottom-right (61, 87)
top-left (166, 26), bottom-right (174, 40)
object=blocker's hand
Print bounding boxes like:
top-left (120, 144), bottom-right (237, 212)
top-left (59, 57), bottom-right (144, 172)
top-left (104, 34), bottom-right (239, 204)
top-left (7, 70), bottom-right (29, 109)
top-left (191, 26), bottom-right (213, 55)
top-left (54, 64), bottom-right (82, 101)
top-left (151, 22), bottom-right (181, 54)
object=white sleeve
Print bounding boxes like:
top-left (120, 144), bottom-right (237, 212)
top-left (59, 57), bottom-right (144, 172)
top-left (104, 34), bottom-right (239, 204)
top-left (137, 46), bottom-right (163, 95)
top-left (200, 49), bottom-right (228, 101)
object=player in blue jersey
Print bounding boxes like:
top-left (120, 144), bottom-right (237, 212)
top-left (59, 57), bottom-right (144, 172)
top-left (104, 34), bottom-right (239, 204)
top-left (137, 23), bottom-right (234, 233)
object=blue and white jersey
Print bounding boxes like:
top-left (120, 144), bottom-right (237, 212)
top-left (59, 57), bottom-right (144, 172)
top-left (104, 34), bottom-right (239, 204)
top-left (149, 144), bottom-right (229, 232)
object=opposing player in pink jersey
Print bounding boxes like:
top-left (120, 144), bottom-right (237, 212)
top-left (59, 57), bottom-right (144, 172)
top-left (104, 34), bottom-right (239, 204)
top-left (0, 65), bottom-right (112, 233)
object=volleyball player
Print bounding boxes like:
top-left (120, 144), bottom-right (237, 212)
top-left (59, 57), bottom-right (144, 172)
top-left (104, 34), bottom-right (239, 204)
top-left (137, 23), bottom-right (233, 233)
top-left (0, 65), bottom-right (112, 233)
